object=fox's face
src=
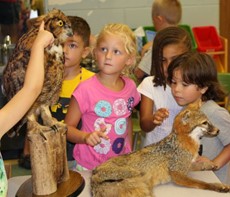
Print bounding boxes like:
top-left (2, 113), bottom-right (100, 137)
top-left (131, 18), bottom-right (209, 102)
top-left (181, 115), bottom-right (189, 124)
top-left (173, 100), bottom-right (219, 141)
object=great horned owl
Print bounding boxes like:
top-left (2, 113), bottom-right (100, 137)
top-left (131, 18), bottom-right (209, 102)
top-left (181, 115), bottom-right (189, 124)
top-left (2, 9), bottom-right (73, 136)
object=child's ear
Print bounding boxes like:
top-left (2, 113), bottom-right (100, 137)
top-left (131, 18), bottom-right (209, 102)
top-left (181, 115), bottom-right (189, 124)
top-left (92, 48), bottom-right (97, 60)
top-left (82, 47), bottom-right (91, 59)
top-left (125, 55), bottom-right (136, 66)
top-left (153, 15), bottom-right (163, 26)
top-left (201, 86), bottom-right (208, 94)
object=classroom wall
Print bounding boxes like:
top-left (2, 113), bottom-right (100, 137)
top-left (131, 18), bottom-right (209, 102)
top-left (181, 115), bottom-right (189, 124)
top-left (45, 0), bottom-right (219, 35)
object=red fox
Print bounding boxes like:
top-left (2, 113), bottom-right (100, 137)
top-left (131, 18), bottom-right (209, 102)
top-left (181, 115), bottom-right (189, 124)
top-left (91, 100), bottom-right (230, 197)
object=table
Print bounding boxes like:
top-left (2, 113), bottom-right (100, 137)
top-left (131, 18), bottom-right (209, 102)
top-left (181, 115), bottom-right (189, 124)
top-left (15, 170), bottom-right (85, 197)
top-left (8, 171), bottom-right (229, 197)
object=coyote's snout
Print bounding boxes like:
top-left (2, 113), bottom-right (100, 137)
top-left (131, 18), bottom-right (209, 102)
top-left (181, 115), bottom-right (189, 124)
top-left (91, 100), bottom-right (230, 197)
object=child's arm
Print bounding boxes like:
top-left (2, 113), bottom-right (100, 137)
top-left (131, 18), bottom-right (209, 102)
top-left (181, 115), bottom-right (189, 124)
top-left (195, 144), bottom-right (230, 171)
top-left (65, 97), bottom-right (108, 146)
top-left (0, 21), bottom-right (54, 137)
top-left (213, 143), bottom-right (230, 170)
top-left (140, 41), bottom-right (153, 57)
top-left (127, 116), bottom-right (133, 150)
top-left (140, 94), bottom-right (169, 132)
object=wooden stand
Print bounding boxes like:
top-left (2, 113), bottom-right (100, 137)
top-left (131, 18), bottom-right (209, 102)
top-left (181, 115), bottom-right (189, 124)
top-left (16, 170), bottom-right (85, 197)
top-left (27, 124), bottom-right (70, 195)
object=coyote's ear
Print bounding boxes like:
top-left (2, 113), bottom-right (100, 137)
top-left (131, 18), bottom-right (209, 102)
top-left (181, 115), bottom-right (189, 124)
top-left (187, 99), bottom-right (202, 111)
top-left (181, 110), bottom-right (190, 124)
top-left (197, 99), bottom-right (202, 108)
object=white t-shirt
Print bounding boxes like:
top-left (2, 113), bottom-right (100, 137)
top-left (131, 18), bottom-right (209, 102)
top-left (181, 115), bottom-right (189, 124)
top-left (137, 76), bottom-right (182, 147)
top-left (138, 48), bottom-right (152, 75)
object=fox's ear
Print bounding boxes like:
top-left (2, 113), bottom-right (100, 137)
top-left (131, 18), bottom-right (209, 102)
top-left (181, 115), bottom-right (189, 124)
top-left (187, 99), bottom-right (202, 110)
top-left (197, 99), bottom-right (202, 108)
top-left (181, 110), bottom-right (190, 124)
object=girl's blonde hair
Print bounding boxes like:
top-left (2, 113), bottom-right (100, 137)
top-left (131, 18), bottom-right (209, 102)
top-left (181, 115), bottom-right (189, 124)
top-left (96, 23), bottom-right (138, 76)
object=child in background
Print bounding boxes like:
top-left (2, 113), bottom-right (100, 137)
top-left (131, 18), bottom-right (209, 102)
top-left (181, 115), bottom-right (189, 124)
top-left (51, 16), bottom-right (94, 122)
top-left (20, 16), bottom-right (95, 167)
top-left (51, 16), bottom-right (95, 161)
top-left (138, 26), bottom-right (192, 148)
top-left (0, 22), bottom-right (53, 196)
top-left (167, 51), bottom-right (230, 184)
top-left (134, 0), bottom-right (182, 82)
top-left (65, 23), bottom-right (140, 171)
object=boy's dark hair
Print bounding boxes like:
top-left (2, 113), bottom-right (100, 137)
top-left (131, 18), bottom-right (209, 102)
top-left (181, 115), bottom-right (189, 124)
top-left (167, 51), bottom-right (226, 102)
top-left (68, 16), bottom-right (91, 46)
top-left (151, 26), bottom-right (192, 89)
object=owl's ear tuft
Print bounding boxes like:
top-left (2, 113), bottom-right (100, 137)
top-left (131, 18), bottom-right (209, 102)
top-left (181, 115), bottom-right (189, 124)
top-left (27, 15), bottom-right (46, 30)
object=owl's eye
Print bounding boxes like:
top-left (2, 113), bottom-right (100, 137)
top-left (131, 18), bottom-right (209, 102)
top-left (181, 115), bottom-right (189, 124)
top-left (58, 20), bottom-right (63, 26)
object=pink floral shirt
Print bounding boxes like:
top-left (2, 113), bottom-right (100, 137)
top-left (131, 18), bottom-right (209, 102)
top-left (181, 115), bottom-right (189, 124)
top-left (72, 75), bottom-right (140, 170)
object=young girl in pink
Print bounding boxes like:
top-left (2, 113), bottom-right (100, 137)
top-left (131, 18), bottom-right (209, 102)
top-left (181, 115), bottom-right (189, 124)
top-left (65, 23), bottom-right (140, 170)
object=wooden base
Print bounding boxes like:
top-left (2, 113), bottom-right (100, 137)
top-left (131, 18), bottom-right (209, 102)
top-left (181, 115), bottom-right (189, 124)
top-left (16, 170), bottom-right (85, 197)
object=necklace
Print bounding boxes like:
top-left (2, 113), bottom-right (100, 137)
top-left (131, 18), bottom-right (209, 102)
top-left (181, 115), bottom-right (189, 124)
top-left (79, 65), bottom-right (82, 81)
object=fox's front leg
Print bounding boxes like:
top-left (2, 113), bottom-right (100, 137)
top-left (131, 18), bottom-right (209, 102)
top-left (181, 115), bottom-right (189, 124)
top-left (190, 161), bottom-right (218, 171)
top-left (170, 171), bottom-right (230, 193)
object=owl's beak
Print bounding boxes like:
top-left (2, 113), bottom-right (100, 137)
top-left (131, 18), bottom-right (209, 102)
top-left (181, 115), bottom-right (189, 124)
top-left (65, 25), bottom-right (73, 37)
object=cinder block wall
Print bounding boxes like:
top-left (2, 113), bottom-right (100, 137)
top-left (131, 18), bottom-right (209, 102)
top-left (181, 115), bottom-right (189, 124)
top-left (45, 0), bottom-right (219, 35)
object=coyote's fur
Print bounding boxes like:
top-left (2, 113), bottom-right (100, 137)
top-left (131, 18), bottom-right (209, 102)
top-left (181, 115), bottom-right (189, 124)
top-left (91, 100), bottom-right (230, 197)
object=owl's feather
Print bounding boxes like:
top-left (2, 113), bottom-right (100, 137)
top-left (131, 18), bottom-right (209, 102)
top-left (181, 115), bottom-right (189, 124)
top-left (3, 9), bottom-right (72, 136)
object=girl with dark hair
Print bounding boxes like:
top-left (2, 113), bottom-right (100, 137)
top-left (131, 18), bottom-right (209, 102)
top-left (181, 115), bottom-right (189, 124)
top-left (138, 26), bottom-right (192, 147)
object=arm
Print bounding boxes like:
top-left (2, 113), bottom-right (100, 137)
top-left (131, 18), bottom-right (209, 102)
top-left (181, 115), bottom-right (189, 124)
top-left (127, 116), bottom-right (133, 149)
top-left (0, 21), bottom-right (54, 137)
top-left (141, 41), bottom-right (153, 57)
top-left (195, 144), bottom-right (230, 171)
top-left (134, 68), bottom-right (147, 83)
top-left (206, 107), bottom-right (230, 170)
top-left (65, 97), bottom-right (108, 146)
top-left (65, 97), bottom-right (85, 144)
top-left (140, 94), bottom-right (169, 132)
top-left (134, 48), bottom-right (152, 82)
top-left (139, 94), bottom-right (155, 132)
top-left (213, 143), bottom-right (230, 170)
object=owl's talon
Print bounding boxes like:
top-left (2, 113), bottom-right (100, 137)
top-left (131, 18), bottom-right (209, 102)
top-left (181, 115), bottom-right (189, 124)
top-left (51, 125), bottom-right (58, 132)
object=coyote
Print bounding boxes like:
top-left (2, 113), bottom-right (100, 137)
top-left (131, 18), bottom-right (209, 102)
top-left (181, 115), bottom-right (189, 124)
top-left (91, 100), bottom-right (230, 197)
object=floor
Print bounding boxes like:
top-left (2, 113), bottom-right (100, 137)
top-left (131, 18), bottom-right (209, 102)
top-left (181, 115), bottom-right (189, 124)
top-left (4, 159), bottom-right (31, 178)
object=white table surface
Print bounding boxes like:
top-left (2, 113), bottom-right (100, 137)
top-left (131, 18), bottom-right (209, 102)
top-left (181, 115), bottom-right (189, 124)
top-left (8, 171), bottom-right (229, 197)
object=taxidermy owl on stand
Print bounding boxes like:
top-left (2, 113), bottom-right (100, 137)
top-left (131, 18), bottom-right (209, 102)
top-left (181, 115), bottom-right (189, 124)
top-left (2, 9), bottom-right (78, 196)
top-left (3, 9), bottom-right (72, 136)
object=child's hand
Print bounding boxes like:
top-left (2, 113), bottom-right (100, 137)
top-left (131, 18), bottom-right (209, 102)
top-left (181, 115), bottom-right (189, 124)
top-left (192, 156), bottom-right (218, 171)
top-left (196, 155), bottom-right (211, 163)
top-left (84, 128), bottom-right (109, 146)
top-left (33, 21), bottom-right (54, 48)
top-left (152, 108), bottom-right (169, 125)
